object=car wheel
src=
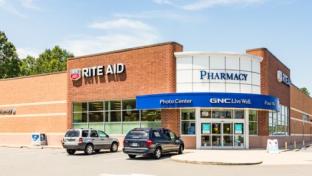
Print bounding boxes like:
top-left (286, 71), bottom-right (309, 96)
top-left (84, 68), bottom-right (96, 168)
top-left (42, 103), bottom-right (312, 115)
top-left (128, 154), bottom-right (136, 159)
top-left (66, 149), bottom-right (76, 155)
top-left (94, 149), bottom-right (100, 153)
top-left (178, 145), bottom-right (184, 155)
top-left (153, 147), bottom-right (162, 159)
top-left (84, 144), bottom-right (94, 155)
top-left (110, 142), bottom-right (118, 152)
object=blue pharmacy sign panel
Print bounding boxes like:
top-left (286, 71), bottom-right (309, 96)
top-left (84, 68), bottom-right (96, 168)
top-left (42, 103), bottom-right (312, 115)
top-left (136, 92), bottom-right (279, 111)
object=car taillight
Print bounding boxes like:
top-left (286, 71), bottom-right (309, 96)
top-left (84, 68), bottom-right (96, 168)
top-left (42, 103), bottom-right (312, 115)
top-left (146, 140), bottom-right (153, 148)
top-left (78, 137), bottom-right (83, 144)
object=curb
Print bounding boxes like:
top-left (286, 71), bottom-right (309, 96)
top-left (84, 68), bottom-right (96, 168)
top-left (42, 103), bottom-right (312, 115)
top-left (171, 157), bottom-right (263, 166)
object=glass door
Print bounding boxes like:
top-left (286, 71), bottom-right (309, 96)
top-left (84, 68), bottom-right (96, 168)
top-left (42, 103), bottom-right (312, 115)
top-left (200, 121), bottom-right (245, 148)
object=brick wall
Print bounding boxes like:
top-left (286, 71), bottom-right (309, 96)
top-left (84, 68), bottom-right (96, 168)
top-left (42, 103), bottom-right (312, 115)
top-left (290, 85), bottom-right (312, 135)
top-left (67, 42), bottom-right (183, 129)
top-left (0, 72), bottom-right (67, 133)
top-left (247, 48), bottom-right (291, 136)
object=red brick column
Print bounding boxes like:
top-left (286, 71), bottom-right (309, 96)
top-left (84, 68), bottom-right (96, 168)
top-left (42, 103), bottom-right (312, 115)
top-left (161, 109), bottom-right (180, 135)
top-left (258, 111), bottom-right (269, 136)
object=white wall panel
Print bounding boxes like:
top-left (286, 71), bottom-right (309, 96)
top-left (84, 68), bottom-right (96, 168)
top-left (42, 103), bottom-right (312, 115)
top-left (210, 55), bottom-right (225, 69)
top-left (193, 56), bottom-right (209, 70)
top-left (226, 56), bottom-right (240, 70)
top-left (175, 52), bottom-right (262, 94)
top-left (177, 70), bottom-right (192, 83)
top-left (240, 56), bottom-right (252, 72)
top-left (176, 57), bottom-right (192, 70)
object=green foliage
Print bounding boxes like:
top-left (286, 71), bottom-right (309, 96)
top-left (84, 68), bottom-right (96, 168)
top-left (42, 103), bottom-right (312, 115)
top-left (300, 87), bottom-right (310, 96)
top-left (20, 46), bottom-right (74, 76)
top-left (0, 31), bottom-right (21, 78)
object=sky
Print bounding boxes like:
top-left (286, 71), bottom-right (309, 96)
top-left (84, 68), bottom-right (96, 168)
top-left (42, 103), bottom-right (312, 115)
top-left (0, 0), bottom-right (311, 91)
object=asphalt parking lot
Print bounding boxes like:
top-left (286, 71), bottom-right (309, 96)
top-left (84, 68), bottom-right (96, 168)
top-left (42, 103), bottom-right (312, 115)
top-left (0, 147), bottom-right (311, 176)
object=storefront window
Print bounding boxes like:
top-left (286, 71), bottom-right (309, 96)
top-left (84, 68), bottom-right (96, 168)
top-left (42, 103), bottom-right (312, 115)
top-left (72, 100), bottom-right (161, 134)
top-left (249, 110), bottom-right (258, 135)
top-left (73, 112), bottom-right (87, 123)
top-left (201, 109), bottom-right (211, 118)
top-left (73, 102), bottom-right (87, 112)
top-left (269, 105), bottom-right (289, 136)
top-left (88, 102), bottom-right (104, 112)
top-left (181, 109), bottom-right (196, 135)
top-left (234, 110), bottom-right (244, 119)
top-left (212, 109), bottom-right (232, 119)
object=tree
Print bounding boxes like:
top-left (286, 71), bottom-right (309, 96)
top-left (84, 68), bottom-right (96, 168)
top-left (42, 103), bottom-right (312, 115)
top-left (300, 87), bottom-right (310, 96)
top-left (0, 31), bottom-right (20, 78)
top-left (19, 46), bottom-right (73, 76)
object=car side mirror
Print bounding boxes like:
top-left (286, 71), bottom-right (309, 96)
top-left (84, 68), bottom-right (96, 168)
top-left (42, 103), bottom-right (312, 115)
top-left (106, 134), bottom-right (109, 138)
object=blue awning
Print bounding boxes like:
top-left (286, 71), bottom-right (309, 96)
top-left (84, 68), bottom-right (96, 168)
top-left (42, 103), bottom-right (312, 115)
top-left (136, 92), bottom-right (279, 111)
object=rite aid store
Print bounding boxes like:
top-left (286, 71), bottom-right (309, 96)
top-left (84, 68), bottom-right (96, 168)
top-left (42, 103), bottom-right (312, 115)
top-left (1, 42), bottom-right (312, 149)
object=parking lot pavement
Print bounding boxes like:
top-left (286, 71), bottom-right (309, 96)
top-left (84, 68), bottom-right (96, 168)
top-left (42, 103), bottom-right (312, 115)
top-left (0, 147), bottom-right (312, 176)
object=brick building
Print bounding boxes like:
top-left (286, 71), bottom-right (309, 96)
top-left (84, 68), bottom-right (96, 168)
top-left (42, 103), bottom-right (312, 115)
top-left (0, 42), bottom-right (311, 149)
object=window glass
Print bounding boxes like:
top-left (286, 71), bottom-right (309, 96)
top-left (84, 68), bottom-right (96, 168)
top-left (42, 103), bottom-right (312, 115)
top-left (212, 110), bottom-right (232, 119)
top-left (141, 110), bottom-right (161, 121)
top-left (122, 110), bottom-right (139, 121)
top-left (234, 110), bottom-right (244, 119)
top-left (105, 100), bottom-right (121, 111)
top-left (73, 102), bottom-right (87, 112)
top-left (73, 113), bottom-right (87, 123)
top-left (181, 121), bottom-right (195, 135)
top-left (126, 130), bottom-right (149, 139)
top-left (82, 130), bottom-right (89, 137)
top-left (90, 130), bottom-right (98, 137)
top-left (98, 131), bottom-right (107, 137)
top-left (65, 130), bottom-right (79, 137)
top-left (106, 111), bottom-right (121, 122)
top-left (122, 99), bottom-right (136, 110)
top-left (152, 131), bottom-right (162, 138)
top-left (89, 112), bottom-right (104, 122)
top-left (269, 105), bottom-right (289, 136)
top-left (88, 102), bottom-right (104, 111)
top-left (201, 109), bottom-right (211, 118)
top-left (181, 109), bottom-right (195, 120)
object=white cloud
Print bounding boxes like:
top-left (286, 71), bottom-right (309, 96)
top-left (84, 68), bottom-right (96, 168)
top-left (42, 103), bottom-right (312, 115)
top-left (17, 47), bottom-right (40, 58)
top-left (113, 10), bottom-right (189, 21)
top-left (89, 18), bottom-right (154, 32)
top-left (60, 18), bottom-right (160, 57)
top-left (182, 0), bottom-right (264, 10)
top-left (20, 0), bottom-right (41, 10)
top-left (153, 0), bottom-right (265, 11)
top-left (0, 0), bottom-right (41, 18)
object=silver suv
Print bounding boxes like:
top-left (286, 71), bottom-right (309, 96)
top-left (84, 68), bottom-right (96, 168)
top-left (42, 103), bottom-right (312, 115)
top-left (62, 128), bottom-right (119, 155)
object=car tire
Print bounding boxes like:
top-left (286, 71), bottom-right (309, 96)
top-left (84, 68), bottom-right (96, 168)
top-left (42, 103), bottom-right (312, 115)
top-left (84, 144), bottom-right (94, 155)
top-left (178, 145), bottom-right (184, 155)
top-left (153, 147), bottom-right (162, 159)
top-left (94, 149), bottom-right (100, 153)
top-left (66, 149), bottom-right (76, 155)
top-left (128, 154), bottom-right (136, 159)
top-left (110, 142), bottom-right (118, 152)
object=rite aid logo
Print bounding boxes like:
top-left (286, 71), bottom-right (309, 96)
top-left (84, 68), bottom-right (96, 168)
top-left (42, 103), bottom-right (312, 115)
top-left (70, 69), bottom-right (81, 81)
top-left (277, 70), bottom-right (291, 86)
top-left (70, 63), bottom-right (125, 81)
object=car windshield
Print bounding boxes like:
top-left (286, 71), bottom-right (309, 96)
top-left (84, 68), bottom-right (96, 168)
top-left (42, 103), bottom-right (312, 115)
top-left (65, 130), bottom-right (80, 137)
top-left (126, 130), bottom-right (149, 139)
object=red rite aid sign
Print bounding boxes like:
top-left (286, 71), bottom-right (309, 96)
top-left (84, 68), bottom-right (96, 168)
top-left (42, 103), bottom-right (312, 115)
top-left (70, 63), bottom-right (125, 81)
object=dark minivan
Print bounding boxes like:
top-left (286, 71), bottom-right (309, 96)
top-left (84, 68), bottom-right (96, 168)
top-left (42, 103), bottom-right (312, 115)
top-left (123, 128), bottom-right (184, 159)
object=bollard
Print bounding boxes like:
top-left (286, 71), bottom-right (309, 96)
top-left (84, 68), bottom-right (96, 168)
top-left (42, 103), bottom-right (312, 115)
top-left (285, 141), bottom-right (288, 150)
top-left (294, 141), bottom-right (297, 149)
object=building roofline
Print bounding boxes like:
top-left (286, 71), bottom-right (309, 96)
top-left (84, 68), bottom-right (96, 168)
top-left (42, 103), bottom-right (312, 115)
top-left (246, 47), bottom-right (290, 70)
top-left (69, 41), bottom-right (183, 60)
top-left (0, 71), bottom-right (66, 82)
top-left (174, 51), bottom-right (263, 62)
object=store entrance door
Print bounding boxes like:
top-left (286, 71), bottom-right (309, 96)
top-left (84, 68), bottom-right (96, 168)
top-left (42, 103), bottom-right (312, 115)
top-left (200, 120), bottom-right (245, 149)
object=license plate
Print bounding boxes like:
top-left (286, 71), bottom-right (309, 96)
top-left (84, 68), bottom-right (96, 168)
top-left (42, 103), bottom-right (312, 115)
top-left (130, 143), bottom-right (139, 147)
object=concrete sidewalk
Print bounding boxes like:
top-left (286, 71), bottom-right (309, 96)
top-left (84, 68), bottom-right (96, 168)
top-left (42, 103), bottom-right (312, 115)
top-left (172, 149), bottom-right (312, 165)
